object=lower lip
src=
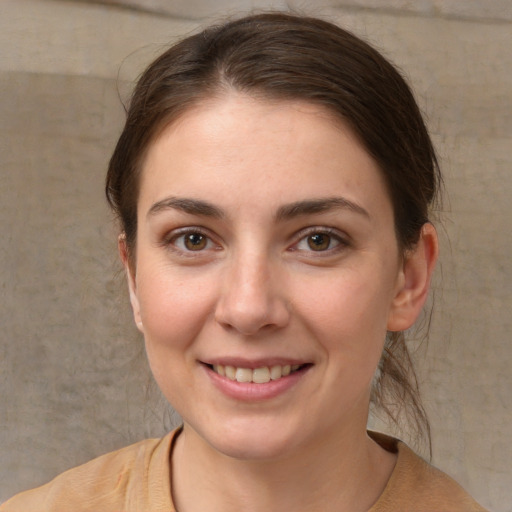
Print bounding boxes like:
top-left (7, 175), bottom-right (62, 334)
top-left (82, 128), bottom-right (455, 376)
top-left (203, 365), bottom-right (310, 401)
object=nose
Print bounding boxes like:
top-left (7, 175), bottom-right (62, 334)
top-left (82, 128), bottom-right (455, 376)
top-left (214, 252), bottom-right (290, 336)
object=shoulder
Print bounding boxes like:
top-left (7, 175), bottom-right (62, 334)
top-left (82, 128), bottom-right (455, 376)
top-left (369, 431), bottom-right (489, 512)
top-left (0, 430), bottom-right (179, 512)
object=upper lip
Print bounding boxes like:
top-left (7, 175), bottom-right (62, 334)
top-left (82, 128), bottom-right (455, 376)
top-left (201, 357), bottom-right (311, 369)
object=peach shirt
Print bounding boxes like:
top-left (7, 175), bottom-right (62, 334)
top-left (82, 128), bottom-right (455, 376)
top-left (1, 429), bottom-right (488, 512)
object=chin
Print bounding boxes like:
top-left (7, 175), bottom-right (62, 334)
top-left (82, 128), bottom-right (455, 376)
top-left (190, 416), bottom-right (305, 462)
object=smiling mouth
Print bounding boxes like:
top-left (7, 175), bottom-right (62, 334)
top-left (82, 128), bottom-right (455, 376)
top-left (208, 364), bottom-right (309, 384)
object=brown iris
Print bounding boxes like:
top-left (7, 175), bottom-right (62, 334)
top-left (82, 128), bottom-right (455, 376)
top-left (184, 233), bottom-right (207, 251)
top-left (307, 233), bottom-right (331, 251)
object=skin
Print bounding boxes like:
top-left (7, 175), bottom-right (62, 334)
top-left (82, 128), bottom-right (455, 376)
top-left (120, 93), bottom-right (438, 511)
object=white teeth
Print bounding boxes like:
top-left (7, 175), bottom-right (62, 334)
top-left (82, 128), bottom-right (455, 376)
top-left (235, 368), bottom-right (252, 383)
top-left (212, 363), bottom-right (303, 383)
top-left (213, 364), bottom-right (225, 376)
top-left (270, 365), bottom-right (282, 380)
top-left (252, 367), bottom-right (271, 384)
top-left (225, 365), bottom-right (236, 380)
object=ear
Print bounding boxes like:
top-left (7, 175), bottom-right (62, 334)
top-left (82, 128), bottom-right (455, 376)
top-left (118, 234), bottom-right (144, 333)
top-left (387, 223), bottom-right (439, 332)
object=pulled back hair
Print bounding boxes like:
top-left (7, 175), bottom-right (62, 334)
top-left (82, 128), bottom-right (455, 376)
top-left (107, 12), bottom-right (441, 449)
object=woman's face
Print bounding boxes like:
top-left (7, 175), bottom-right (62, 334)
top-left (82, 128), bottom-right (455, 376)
top-left (125, 94), bottom-right (418, 460)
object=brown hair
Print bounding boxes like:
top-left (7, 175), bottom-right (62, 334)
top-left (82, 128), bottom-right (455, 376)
top-left (106, 12), bottom-right (441, 448)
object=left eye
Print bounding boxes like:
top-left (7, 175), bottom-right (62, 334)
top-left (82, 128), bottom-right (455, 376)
top-left (295, 232), bottom-right (342, 252)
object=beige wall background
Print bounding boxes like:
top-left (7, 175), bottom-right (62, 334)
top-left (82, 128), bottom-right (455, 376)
top-left (1, 0), bottom-right (511, 509)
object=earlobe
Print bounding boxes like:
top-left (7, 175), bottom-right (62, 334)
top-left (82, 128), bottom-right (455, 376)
top-left (387, 223), bottom-right (439, 332)
top-left (118, 234), bottom-right (144, 333)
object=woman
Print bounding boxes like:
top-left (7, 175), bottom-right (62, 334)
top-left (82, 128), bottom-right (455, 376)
top-left (1, 12), bottom-right (487, 512)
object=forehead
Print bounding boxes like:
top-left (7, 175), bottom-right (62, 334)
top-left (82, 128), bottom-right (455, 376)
top-left (138, 94), bottom-right (391, 220)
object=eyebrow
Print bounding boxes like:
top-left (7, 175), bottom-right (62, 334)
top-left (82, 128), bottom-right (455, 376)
top-left (275, 197), bottom-right (370, 221)
top-left (147, 196), bottom-right (369, 221)
top-left (147, 197), bottom-right (224, 219)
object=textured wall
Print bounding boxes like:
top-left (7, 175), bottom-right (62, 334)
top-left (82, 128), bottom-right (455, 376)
top-left (1, 1), bottom-right (510, 510)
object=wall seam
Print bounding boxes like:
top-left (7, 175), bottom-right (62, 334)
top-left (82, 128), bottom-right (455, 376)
top-left (58, 0), bottom-right (512, 25)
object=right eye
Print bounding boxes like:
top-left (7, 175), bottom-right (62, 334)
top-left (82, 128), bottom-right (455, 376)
top-left (171, 230), bottom-right (217, 252)
top-left (177, 232), bottom-right (209, 251)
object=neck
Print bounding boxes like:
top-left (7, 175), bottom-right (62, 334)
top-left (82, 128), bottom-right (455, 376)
top-left (171, 422), bottom-right (396, 512)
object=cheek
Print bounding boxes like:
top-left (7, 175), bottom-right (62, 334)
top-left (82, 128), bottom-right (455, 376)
top-left (135, 268), bottom-right (219, 407)
top-left (294, 270), bottom-right (394, 359)
top-left (136, 267), bottom-right (217, 354)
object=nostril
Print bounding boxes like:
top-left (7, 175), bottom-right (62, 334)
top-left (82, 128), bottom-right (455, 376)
top-left (214, 273), bottom-right (291, 335)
